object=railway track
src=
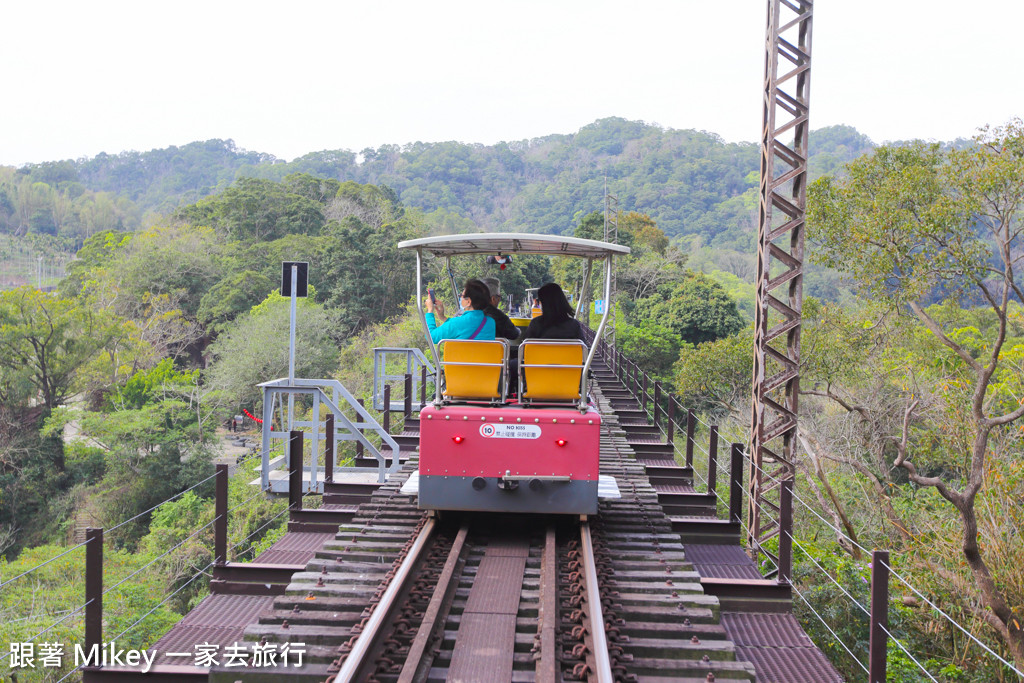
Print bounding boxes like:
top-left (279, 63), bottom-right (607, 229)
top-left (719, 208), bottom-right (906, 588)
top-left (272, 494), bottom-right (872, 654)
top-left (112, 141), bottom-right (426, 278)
top-left (210, 362), bottom-right (756, 683)
top-left (325, 516), bottom-right (613, 683)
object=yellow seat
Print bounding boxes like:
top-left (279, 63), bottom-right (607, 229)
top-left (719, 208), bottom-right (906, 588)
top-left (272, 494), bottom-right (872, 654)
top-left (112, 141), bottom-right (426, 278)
top-left (439, 340), bottom-right (508, 402)
top-left (519, 340), bottom-right (587, 403)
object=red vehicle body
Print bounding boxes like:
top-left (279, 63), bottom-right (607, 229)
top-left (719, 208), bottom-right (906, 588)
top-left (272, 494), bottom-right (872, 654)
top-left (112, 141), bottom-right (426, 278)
top-left (418, 403), bottom-right (602, 514)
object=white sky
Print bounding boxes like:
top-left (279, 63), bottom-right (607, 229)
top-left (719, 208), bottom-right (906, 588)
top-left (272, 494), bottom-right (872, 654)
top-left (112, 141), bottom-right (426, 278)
top-left (3, 0), bottom-right (1023, 167)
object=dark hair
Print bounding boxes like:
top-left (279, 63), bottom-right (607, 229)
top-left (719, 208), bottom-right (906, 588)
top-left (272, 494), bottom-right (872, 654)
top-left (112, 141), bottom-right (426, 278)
top-left (462, 279), bottom-right (491, 311)
top-left (536, 282), bottom-right (573, 329)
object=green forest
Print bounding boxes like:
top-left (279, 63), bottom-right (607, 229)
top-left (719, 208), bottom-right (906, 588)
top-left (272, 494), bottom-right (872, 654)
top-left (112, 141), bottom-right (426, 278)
top-left (0, 117), bottom-right (1022, 681)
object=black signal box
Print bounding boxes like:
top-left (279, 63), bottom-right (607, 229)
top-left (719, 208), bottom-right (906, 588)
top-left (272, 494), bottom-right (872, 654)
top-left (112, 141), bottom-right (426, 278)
top-left (281, 262), bottom-right (309, 297)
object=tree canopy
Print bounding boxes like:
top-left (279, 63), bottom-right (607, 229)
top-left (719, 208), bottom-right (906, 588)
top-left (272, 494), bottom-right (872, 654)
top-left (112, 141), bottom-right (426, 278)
top-left (4, 121), bottom-right (875, 252)
top-left (807, 119), bottom-right (1024, 664)
top-left (633, 274), bottom-right (745, 346)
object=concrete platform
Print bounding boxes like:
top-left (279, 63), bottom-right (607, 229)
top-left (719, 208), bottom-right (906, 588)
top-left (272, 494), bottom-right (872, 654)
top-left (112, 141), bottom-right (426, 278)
top-left (250, 466), bottom-right (387, 494)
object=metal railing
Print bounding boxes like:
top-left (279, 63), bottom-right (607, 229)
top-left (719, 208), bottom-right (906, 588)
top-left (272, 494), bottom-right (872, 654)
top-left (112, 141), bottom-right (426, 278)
top-left (372, 347), bottom-right (435, 411)
top-left (258, 377), bottom-right (400, 487)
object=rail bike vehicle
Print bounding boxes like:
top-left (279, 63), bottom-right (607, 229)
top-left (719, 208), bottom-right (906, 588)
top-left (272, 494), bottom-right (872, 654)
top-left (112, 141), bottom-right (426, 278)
top-left (396, 233), bottom-right (629, 515)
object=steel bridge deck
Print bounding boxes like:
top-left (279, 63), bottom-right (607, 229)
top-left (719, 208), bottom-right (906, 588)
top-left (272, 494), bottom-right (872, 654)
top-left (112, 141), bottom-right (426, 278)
top-left (84, 358), bottom-right (841, 683)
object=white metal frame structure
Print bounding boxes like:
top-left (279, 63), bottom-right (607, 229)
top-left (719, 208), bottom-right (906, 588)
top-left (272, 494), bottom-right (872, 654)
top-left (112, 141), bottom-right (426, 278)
top-left (258, 377), bottom-right (401, 488)
top-left (397, 232), bottom-right (630, 412)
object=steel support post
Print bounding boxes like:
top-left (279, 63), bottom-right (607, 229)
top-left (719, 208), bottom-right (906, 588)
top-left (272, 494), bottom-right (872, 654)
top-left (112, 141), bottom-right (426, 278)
top-left (708, 426), bottom-right (719, 494)
top-left (404, 373), bottom-right (413, 418)
top-left (685, 409), bottom-right (695, 469)
top-left (85, 528), bottom-right (103, 650)
top-left (729, 444), bottom-right (745, 524)
top-left (215, 465), bottom-right (228, 565)
top-left (325, 414), bottom-right (335, 483)
top-left (289, 430), bottom-right (303, 511)
top-left (749, 0), bottom-right (813, 567)
top-left (779, 479), bottom-right (794, 583)
top-left (869, 550), bottom-right (890, 683)
top-left (356, 399), bottom-right (365, 458)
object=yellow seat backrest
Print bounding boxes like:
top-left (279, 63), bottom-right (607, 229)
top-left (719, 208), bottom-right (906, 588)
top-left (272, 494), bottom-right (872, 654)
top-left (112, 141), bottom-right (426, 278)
top-left (520, 340), bottom-right (586, 402)
top-left (440, 340), bottom-right (507, 401)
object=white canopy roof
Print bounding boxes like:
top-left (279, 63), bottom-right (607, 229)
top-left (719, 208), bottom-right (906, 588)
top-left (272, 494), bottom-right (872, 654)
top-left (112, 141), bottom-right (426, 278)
top-left (397, 232), bottom-right (630, 258)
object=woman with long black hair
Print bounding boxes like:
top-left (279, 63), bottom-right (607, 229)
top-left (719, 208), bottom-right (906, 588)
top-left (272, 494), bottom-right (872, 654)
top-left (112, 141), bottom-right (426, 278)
top-left (520, 282), bottom-right (585, 341)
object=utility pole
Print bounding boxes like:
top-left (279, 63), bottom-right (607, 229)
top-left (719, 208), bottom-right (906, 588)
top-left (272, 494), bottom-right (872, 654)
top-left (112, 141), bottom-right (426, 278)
top-left (603, 177), bottom-right (618, 366)
top-left (749, 0), bottom-right (813, 575)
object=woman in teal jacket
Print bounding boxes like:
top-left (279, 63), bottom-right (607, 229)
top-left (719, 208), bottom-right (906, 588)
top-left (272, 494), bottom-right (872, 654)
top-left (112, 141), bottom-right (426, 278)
top-left (424, 279), bottom-right (496, 343)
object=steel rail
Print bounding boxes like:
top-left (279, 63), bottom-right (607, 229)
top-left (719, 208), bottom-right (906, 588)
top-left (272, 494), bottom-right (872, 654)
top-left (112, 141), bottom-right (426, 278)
top-left (535, 526), bottom-right (559, 683)
top-left (335, 515), bottom-right (437, 683)
top-left (397, 523), bottom-right (469, 683)
top-left (579, 518), bottom-right (614, 683)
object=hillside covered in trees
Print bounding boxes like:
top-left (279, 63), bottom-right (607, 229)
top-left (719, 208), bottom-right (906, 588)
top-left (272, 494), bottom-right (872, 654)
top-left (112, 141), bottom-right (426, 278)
top-left (1, 118), bottom-right (875, 246)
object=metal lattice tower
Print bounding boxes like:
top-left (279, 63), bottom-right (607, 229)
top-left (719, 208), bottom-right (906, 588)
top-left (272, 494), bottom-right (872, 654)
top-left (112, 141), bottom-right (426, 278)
top-left (603, 178), bottom-right (619, 364)
top-left (748, 0), bottom-right (812, 573)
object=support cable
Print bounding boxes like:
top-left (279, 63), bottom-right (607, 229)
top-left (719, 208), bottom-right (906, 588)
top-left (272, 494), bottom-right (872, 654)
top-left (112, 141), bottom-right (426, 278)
top-left (4, 608), bottom-right (78, 624)
top-left (229, 504), bottom-right (291, 557)
top-left (880, 559), bottom-right (1024, 677)
top-left (878, 623), bottom-right (940, 682)
top-left (103, 517), bottom-right (219, 597)
top-left (786, 531), bottom-right (870, 617)
top-left (741, 432), bottom-right (1024, 677)
top-left (56, 664), bottom-right (84, 683)
top-left (0, 542), bottom-right (89, 591)
top-left (107, 561), bottom-right (214, 643)
top-left (107, 471), bottom-right (219, 534)
top-left (606, 341), bottom-right (1023, 679)
top-left (788, 489), bottom-right (874, 558)
top-left (227, 487), bottom-right (269, 515)
top-left (20, 600), bottom-right (91, 646)
top-left (790, 582), bottom-right (869, 676)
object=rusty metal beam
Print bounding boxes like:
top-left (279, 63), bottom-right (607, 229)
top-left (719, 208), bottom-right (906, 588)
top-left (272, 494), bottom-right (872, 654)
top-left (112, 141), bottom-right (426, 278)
top-left (85, 527), bottom-right (103, 650)
top-left (214, 465), bottom-right (227, 565)
top-left (749, 0), bottom-right (812, 572)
